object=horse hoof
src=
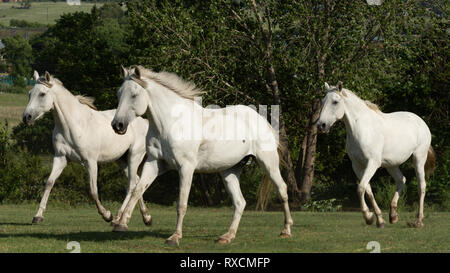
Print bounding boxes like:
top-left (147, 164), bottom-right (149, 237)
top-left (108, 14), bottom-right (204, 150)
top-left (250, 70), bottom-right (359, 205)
top-left (32, 216), bottom-right (44, 224)
top-left (165, 238), bottom-right (180, 246)
top-left (279, 232), bottom-right (291, 238)
top-left (217, 238), bottom-right (231, 244)
top-left (376, 222), bottom-right (385, 229)
top-left (143, 216), bottom-right (152, 227)
top-left (389, 214), bottom-right (398, 224)
top-left (112, 224), bottom-right (128, 232)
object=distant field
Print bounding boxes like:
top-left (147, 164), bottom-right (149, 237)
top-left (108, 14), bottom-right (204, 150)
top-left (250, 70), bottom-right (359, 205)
top-left (0, 2), bottom-right (101, 26)
top-left (0, 92), bottom-right (28, 128)
top-left (0, 203), bottom-right (449, 252)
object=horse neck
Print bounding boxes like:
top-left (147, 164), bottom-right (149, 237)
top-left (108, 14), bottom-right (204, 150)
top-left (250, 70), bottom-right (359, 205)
top-left (145, 82), bottom-right (199, 134)
top-left (342, 93), bottom-right (372, 137)
top-left (51, 86), bottom-right (89, 138)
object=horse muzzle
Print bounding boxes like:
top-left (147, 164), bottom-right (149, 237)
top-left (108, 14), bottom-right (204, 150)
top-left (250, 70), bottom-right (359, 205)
top-left (111, 120), bottom-right (127, 135)
top-left (317, 121), bottom-right (330, 133)
top-left (22, 113), bottom-right (33, 126)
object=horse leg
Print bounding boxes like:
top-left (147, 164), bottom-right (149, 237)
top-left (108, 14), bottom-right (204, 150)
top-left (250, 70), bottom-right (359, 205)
top-left (351, 161), bottom-right (374, 225)
top-left (256, 152), bottom-right (293, 238)
top-left (408, 152), bottom-right (427, 228)
top-left (32, 156), bottom-right (67, 223)
top-left (365, 183), bottom-right (386, 228)
top-left (114, 152), bottom-right (152, 226)
top-left (166, 165), bottom-right (195, 246)
top-left (86, 161), bottom-right (112, 222)
top-left (356, 161), bottom-right (379, 226)
top-left (217, 167), bottom-right (246, 244)
top-left (112, 159), bottom-right (161, 231)
top-left (112, 159), bottom-right (130, 225)
top-left (387, 167), bottom-right (406, 224)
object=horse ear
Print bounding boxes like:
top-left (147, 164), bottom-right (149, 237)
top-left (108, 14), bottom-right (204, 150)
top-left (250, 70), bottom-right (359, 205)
top-left (135, 65), bottom-right (142, 79)
top-left (45, 71), bottom-right (51, 82)
top-left (121, 65), bottom-right (128, 79)
top-left (337, 81), bottom-right (343, 91)
top-left (324, 82), bottom-right (330, 90)
top-left (33, 71), bottom-right (39, 81)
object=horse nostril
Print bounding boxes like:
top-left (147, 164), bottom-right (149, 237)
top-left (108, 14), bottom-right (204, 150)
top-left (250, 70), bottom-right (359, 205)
top-left (321, 123), bottom-right (326, 129)
top-left (23, 114), bottom-right (31, 123)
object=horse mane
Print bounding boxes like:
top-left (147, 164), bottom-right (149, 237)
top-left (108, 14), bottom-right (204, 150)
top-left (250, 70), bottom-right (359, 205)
top-left (341, 88), bottom-right (382, 114)
top-left (75, 95), bottom-right (97, 110)
top-left (129, 66), bottom-right (206, 100)
top-left (37, 75), bottom-right (97, 110)
top-left (364, 100), bottom-right (381, 112)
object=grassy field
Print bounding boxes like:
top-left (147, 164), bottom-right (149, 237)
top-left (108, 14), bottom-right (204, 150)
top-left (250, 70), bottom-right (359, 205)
top-left (0, 203), bottom-right (448, 253)
top-left (0, 92), bottom-right (28, 128)
top-left (0, 2), bottom-right (100, 26)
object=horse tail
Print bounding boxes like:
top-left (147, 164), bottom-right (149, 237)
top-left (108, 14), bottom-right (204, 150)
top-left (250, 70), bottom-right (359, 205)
top-left (256, 174), bottom-right (272, 211)
top-left (424, 145), bottom-right (436, 180)
top-left (256, 143), bottom-right (285, 211)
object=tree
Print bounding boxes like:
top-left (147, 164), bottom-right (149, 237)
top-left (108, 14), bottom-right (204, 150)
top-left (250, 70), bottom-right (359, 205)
top-left (2, 35), bottom-right (32, 87)
top-left (31, 6), bottom-right (129, 110)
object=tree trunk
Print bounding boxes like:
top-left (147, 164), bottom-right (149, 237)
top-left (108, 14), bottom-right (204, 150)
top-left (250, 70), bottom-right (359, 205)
top-left (279, 126), bottom-right (301, 203)
top-left (250, 0), bottom-right (301, 205)
top-left (299, 98), bottom-right (321, 203)
top-left (294, 134), bottom-right (307, 183)
top-left (298, 0), bottom-right (330, 203)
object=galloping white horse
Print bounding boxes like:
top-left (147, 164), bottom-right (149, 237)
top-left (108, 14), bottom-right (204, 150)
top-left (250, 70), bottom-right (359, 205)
top-left (110, 65), bottom-right (293, 245)
top-left (317, 82), bottom-right (435, 228)
top-left (23, 71), bottom-right (153, 225)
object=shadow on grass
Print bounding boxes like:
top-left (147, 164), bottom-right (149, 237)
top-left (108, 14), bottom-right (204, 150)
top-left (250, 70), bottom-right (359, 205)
top-left (0, 222), bottom-right (32, 226)
top-left (0, 228), bottom-right (173, 242)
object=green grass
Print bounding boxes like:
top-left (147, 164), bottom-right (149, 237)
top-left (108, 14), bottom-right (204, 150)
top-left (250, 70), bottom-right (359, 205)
top-left (0, 203), bottom-right (449, 252)
top-left (0, 92), bottom-right (28, 128)
top-left (0, 2), bottom-right (100, 26)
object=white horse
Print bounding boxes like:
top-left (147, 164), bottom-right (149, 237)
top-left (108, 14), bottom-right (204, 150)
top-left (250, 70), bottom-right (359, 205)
top-left (23, 71), bottom-right (153, 225)
top-left (110, 65), bottom-right (293, 246)
top-left (317, 81), bottom-right (435, 228)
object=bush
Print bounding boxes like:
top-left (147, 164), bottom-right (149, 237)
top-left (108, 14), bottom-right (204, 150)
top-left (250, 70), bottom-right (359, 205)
top-left (0, 84), bottom-right (28, 94)
top-left (12, 114), bottom-right (54, 155)
top-left (0, 122), bottom-right (47, 203)
top-left (301, 198), bottom-right (342, 212)
top-left (10, 19), bottom-right (47, 28)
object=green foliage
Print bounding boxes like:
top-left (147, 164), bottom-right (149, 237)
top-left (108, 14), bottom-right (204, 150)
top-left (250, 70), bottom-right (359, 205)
top-left (12, 114), bottom-right (54, 155)
top-left (18, 0), bottom-right (32, 10)
top-left (9, 19), bottom-right (46, 28)
top-left (373, 177), bottom-right (407, 210)
top-left (301, 198), bottom-right (342, 212)
top-left (1, 35), bottom-right (32, 86)
top-left (0, 84), bottom-right (28, 94)
top-left (0, 121), bottom-right (46, 202)
top-left (30, 5), bottom-right (129, 110)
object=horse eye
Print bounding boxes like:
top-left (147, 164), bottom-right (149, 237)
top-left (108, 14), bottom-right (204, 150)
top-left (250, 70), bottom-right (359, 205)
top-left (332, 101), bottom-right (338, 105)
top-left (39, 93), bottom-right (46, 97)
top-left (131, 94), bottom-right (137, 99)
